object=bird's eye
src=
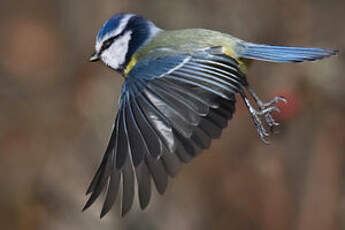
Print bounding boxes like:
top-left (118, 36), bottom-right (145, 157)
top-left (103, 38), bottom-right (114, 49)
top-left (100, 36), bottom-right (117, 53)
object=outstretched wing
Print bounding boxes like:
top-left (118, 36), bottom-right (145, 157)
top-left (83, 47), bottom-right (247, 217)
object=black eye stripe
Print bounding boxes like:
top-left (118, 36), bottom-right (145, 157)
top-left (100, 36), bottom-right (117, 53)
top-left (99, 27), bottom-right (130, 55)
top-left (103, 38), bottom-right (114, 48)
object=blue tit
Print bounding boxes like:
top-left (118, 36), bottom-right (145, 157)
top-left (84, 13), bottom-right (338, 217)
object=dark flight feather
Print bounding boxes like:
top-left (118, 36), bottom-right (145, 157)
top-left (84, 48), bottom-right (241, 216)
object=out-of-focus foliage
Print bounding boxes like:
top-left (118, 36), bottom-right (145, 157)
top-left (0, 0), bottom-right (344, 229)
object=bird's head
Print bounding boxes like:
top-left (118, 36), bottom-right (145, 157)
top-left (89, 13), bottom-right (161, 73)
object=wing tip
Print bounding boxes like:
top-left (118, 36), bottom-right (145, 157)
top-left (100, 208), bottom-right (109, 219)
top-left (82, 198), bottom-right (93, 212)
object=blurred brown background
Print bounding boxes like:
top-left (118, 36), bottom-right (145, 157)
top-left (0, 0), bottom-right (344, 229)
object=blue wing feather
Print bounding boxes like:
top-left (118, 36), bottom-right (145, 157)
top-left (175, 67), bottom-right (240, 92)
top-left (184, 62), bottom-right (243, 86)
top-left (85, 47), bottom-right (241, 216)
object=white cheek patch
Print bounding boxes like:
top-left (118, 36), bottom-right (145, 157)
top-left (101, 31), bottom-right (132, 70)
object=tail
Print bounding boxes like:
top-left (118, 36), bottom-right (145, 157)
top-left (240, 42), bottom-right (338, 63)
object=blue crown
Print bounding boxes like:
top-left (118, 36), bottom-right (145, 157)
top-left (97, 13), bottom-right (129, 40)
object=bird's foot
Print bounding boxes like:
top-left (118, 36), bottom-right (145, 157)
top-left (247, 88), bottom-right (287, 133)
top-left (257, 96), bottom-right (287, 133)
top-left (245, 99), bottom-right (279, 144)
top-left (241, 89), bottom-right (288, 144)
top-left (257, 96), bottom-right (288, 108)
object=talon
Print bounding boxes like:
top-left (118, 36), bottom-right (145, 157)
top-left (253, 116), bottom-right (269, 136)
top-left (268, 119), bottom-right (279, 127)
top-left (261, 136), bottom-right (271, 145)
top-left (265, 115), bottom-right (277, 125)
top-left (257, 126), bottom-right (270, 144)
top-left (269, 106), bottom-right (280, 113)
top-left (277, 96), bottom-right (288, 104)
top-left (257, 106), bottom-right (280, 115)
top-left (261, 126), bottom-right (270, 137)
top-left (261, 96), bottom-right (288, 108)
top-left (244, 87), bottom-right (287, 141)
top-left (264, 112), bottom-right (280, 132)
top-left (270, 125), bottom-right (280, 134)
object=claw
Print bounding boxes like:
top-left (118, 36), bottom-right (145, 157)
top-left (261, 96), bottom-right (288, 107)
top-left (270, 125), bottom-right (280, 134)
top-left (265, 114), bottom-right (279, 127)
top-left (241, 88), bottom-right (288, 144)
top-left (255, 119), bottom-right (271, 144)
top-left (278, 96), bottom-right (288, 104)
top-left (257, 106), bottom-right (280, 115)
top-left (260, 136), bottom-right (271, 145)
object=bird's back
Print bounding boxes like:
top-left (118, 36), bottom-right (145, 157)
top-left (136, 29), bottom-right (242, 59)
top-left (125, 29), bottom-right (245, 75)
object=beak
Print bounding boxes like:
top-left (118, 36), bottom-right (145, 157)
top-left (89, 52), bottom-right (100, 62)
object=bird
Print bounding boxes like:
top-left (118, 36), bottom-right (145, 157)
top-left (83, 13), bottom-right (338, 217)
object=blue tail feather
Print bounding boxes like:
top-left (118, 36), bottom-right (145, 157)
top-left (241, 42), bottom-right (338, 63)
